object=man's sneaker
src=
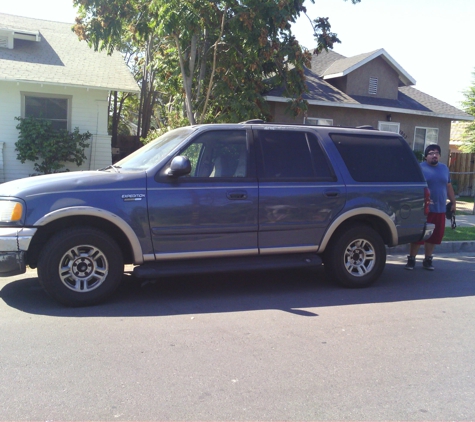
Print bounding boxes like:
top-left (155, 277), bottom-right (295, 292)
top-left (423, 256), bottom-right (434, 271)
top-left (405, 255), bottom-right (416, 270)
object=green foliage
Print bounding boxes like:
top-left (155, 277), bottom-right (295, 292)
top-left (413, 149), bottom-right (424, 162)
top-left (15, 117), bottom-right (91, 175)
top-left (73, 0), bottom-right (359, 132)
top-left (107, 109), bottom-right (131, 136)
top-left (143, 112), bottom-right (190, 145)
top-left (442, 226), bottom-right (475, 241)
top-left (460, 69), bottom-right (475, 152)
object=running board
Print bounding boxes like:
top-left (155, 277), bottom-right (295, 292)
top-left (133, 253), bottom-right (323, 279)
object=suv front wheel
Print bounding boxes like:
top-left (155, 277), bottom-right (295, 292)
top-left (324, 225), bottom-right (386, 288)
top-left (37, 227), bottom-right (124, 306)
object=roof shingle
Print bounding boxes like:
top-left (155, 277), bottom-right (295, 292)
top-left (0, 13), bottom-right (139, 92)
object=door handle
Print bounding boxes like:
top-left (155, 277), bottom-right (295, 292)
top-left (324, 190), bottom-right (340, 197)
top-left (227, 190), bottom-right (247, 200)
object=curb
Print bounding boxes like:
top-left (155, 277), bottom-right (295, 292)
top-left (387, 241), bottom-right (475, 254)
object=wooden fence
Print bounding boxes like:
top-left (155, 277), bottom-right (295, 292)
top-left (449, 152), bottom-right (475, 196)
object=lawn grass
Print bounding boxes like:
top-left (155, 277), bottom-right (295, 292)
top-left (443, 226), bottom-right (475, 241)
top-left (459, 196), bottom-right (474, 203)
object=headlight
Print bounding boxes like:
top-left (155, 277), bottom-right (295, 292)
top-left (0, 201), bottom-right (24, 222)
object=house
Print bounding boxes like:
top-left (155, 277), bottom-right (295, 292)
top-left (265, 49), bottom-right (474, 164)
top-left (0, 13), bottom-right (139, 182)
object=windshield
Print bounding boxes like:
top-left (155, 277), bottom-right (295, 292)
top-left (114, 127), bottom-right (195, 171)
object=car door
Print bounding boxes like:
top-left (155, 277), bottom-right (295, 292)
top-left (147, 128), bottom-right (258, 259)
top-left (255, 128), bottom-right (346, 254)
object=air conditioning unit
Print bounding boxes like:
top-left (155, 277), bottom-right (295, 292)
top-left (305, 117), bottom-right (333, 126)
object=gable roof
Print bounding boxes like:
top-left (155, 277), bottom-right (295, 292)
top-left (310, 49), bottom-right (345, 77)
top-left (319, 48), bottom-right (416, 87)
top-left (266, 51), bottom-right (473, 122)
top-left (266, 66), bottom-right (359, 104)
top-left (0, 13), bottom-right (139, 93)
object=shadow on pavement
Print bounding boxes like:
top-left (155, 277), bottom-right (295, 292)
top-left (1, 254), bottom-right (474, 317)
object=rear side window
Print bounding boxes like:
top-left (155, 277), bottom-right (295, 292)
top-left (331, 134), bottom-right (424, 182)
top-left (257, 130), bottom-right (334, 180)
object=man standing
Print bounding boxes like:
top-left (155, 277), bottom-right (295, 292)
top-left (405, 144), bottom-right (456, 270)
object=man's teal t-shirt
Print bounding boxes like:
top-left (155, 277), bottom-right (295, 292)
top-left (420, 161), bottom-right (450, 213)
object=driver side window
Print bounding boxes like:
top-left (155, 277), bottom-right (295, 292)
top-left (181, 130), bottom-right (248, 178)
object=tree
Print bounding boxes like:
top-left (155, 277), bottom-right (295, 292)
top-left (15, 117), bottom-right (91, 175)
top-left (73, 0), bottom-right (360, 132)
top-left (460, 69), bottom-right (475, 152)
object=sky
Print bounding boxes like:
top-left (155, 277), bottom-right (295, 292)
top-left (2, 0), bottom-right (474, 109)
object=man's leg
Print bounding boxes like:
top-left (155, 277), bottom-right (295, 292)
top-left (424, 242), bottom-right (435, 258)
top-left (423, 242), bottom-right (435, 270)
top-left (405, 243), bottom-right (421, 270)
top-left (410, 243), bottom-right (421, 257)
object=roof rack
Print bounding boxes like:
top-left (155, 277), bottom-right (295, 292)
top-left (238, 120), bottom-right (377, 130)
top-left (239, 119), bottom-right (265, 124)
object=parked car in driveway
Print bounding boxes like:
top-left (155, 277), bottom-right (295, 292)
top-left (0, 121), bottom-right (434, 306)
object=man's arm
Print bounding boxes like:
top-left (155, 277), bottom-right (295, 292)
top-left (447, 182), bottom-right (456, 212)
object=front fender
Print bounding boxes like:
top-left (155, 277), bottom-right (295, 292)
top-left (33, 206), bottom-right (144, 264)
top-left (318, 207), bottom-right (398, 252)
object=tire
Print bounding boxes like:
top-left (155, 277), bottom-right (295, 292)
top-left (324, 225), bottom-right (386, 288)
top-left (37, 227), bottom-right (124, 306)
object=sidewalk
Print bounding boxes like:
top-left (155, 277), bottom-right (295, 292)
top-left (388, 200), bottom-right (475, 254)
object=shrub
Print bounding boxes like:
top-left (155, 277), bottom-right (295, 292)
top-left (15, 117), bottom-right (91, 175)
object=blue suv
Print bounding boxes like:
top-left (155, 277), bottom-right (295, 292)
top-left (0, 122), bottom-right (434, 306)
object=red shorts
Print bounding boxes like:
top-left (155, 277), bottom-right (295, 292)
top-left (416, 212), bottom-right (446, 245)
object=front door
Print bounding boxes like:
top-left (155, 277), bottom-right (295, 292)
top-left (147, 129), bottom-right (258, 259)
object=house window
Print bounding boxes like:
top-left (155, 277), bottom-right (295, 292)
top-left (378, 122), bottom-right (400, 133)
top-left (22, 93), bottom-right (71, 131)
top-left (413, 127), bottom-right (439, 153)
top-left (305, 117), bottom-right (333, 126)
top-left (369, 77), bottom-right (378, 95)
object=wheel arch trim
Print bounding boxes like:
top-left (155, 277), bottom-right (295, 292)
top-left (318, 207), bottom-right (397, 252)
top-left (33, 206), bottom-right (144, 264)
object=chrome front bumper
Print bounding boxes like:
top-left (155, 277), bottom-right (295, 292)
top-left (0, 228), bottom-right (37, 276)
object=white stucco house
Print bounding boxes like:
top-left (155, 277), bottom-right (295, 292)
top-left (0, 13), bottom-right (139, 182)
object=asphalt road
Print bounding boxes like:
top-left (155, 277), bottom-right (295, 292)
top-left (1, 253), bottom-right (475, 421)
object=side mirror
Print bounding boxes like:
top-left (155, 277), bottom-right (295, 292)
top-left (166, 156), bottom-right (191, 177)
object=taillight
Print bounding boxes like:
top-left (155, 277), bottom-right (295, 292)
top-left (424, 187), bottom-right (431, 215)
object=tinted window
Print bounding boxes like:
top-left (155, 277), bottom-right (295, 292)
top-left (331, 134), bottom-right (424, 182)
top-left (258, 130), bottom-right (333, 180)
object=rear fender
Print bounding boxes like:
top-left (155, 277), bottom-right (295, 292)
top-left (318, 207), bottom-right (398, 252)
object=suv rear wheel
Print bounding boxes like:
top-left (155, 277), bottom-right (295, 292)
top-left (37, 227), bottom-right (124, 306)
top-left (324, 225), bottom-right (386, 288)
